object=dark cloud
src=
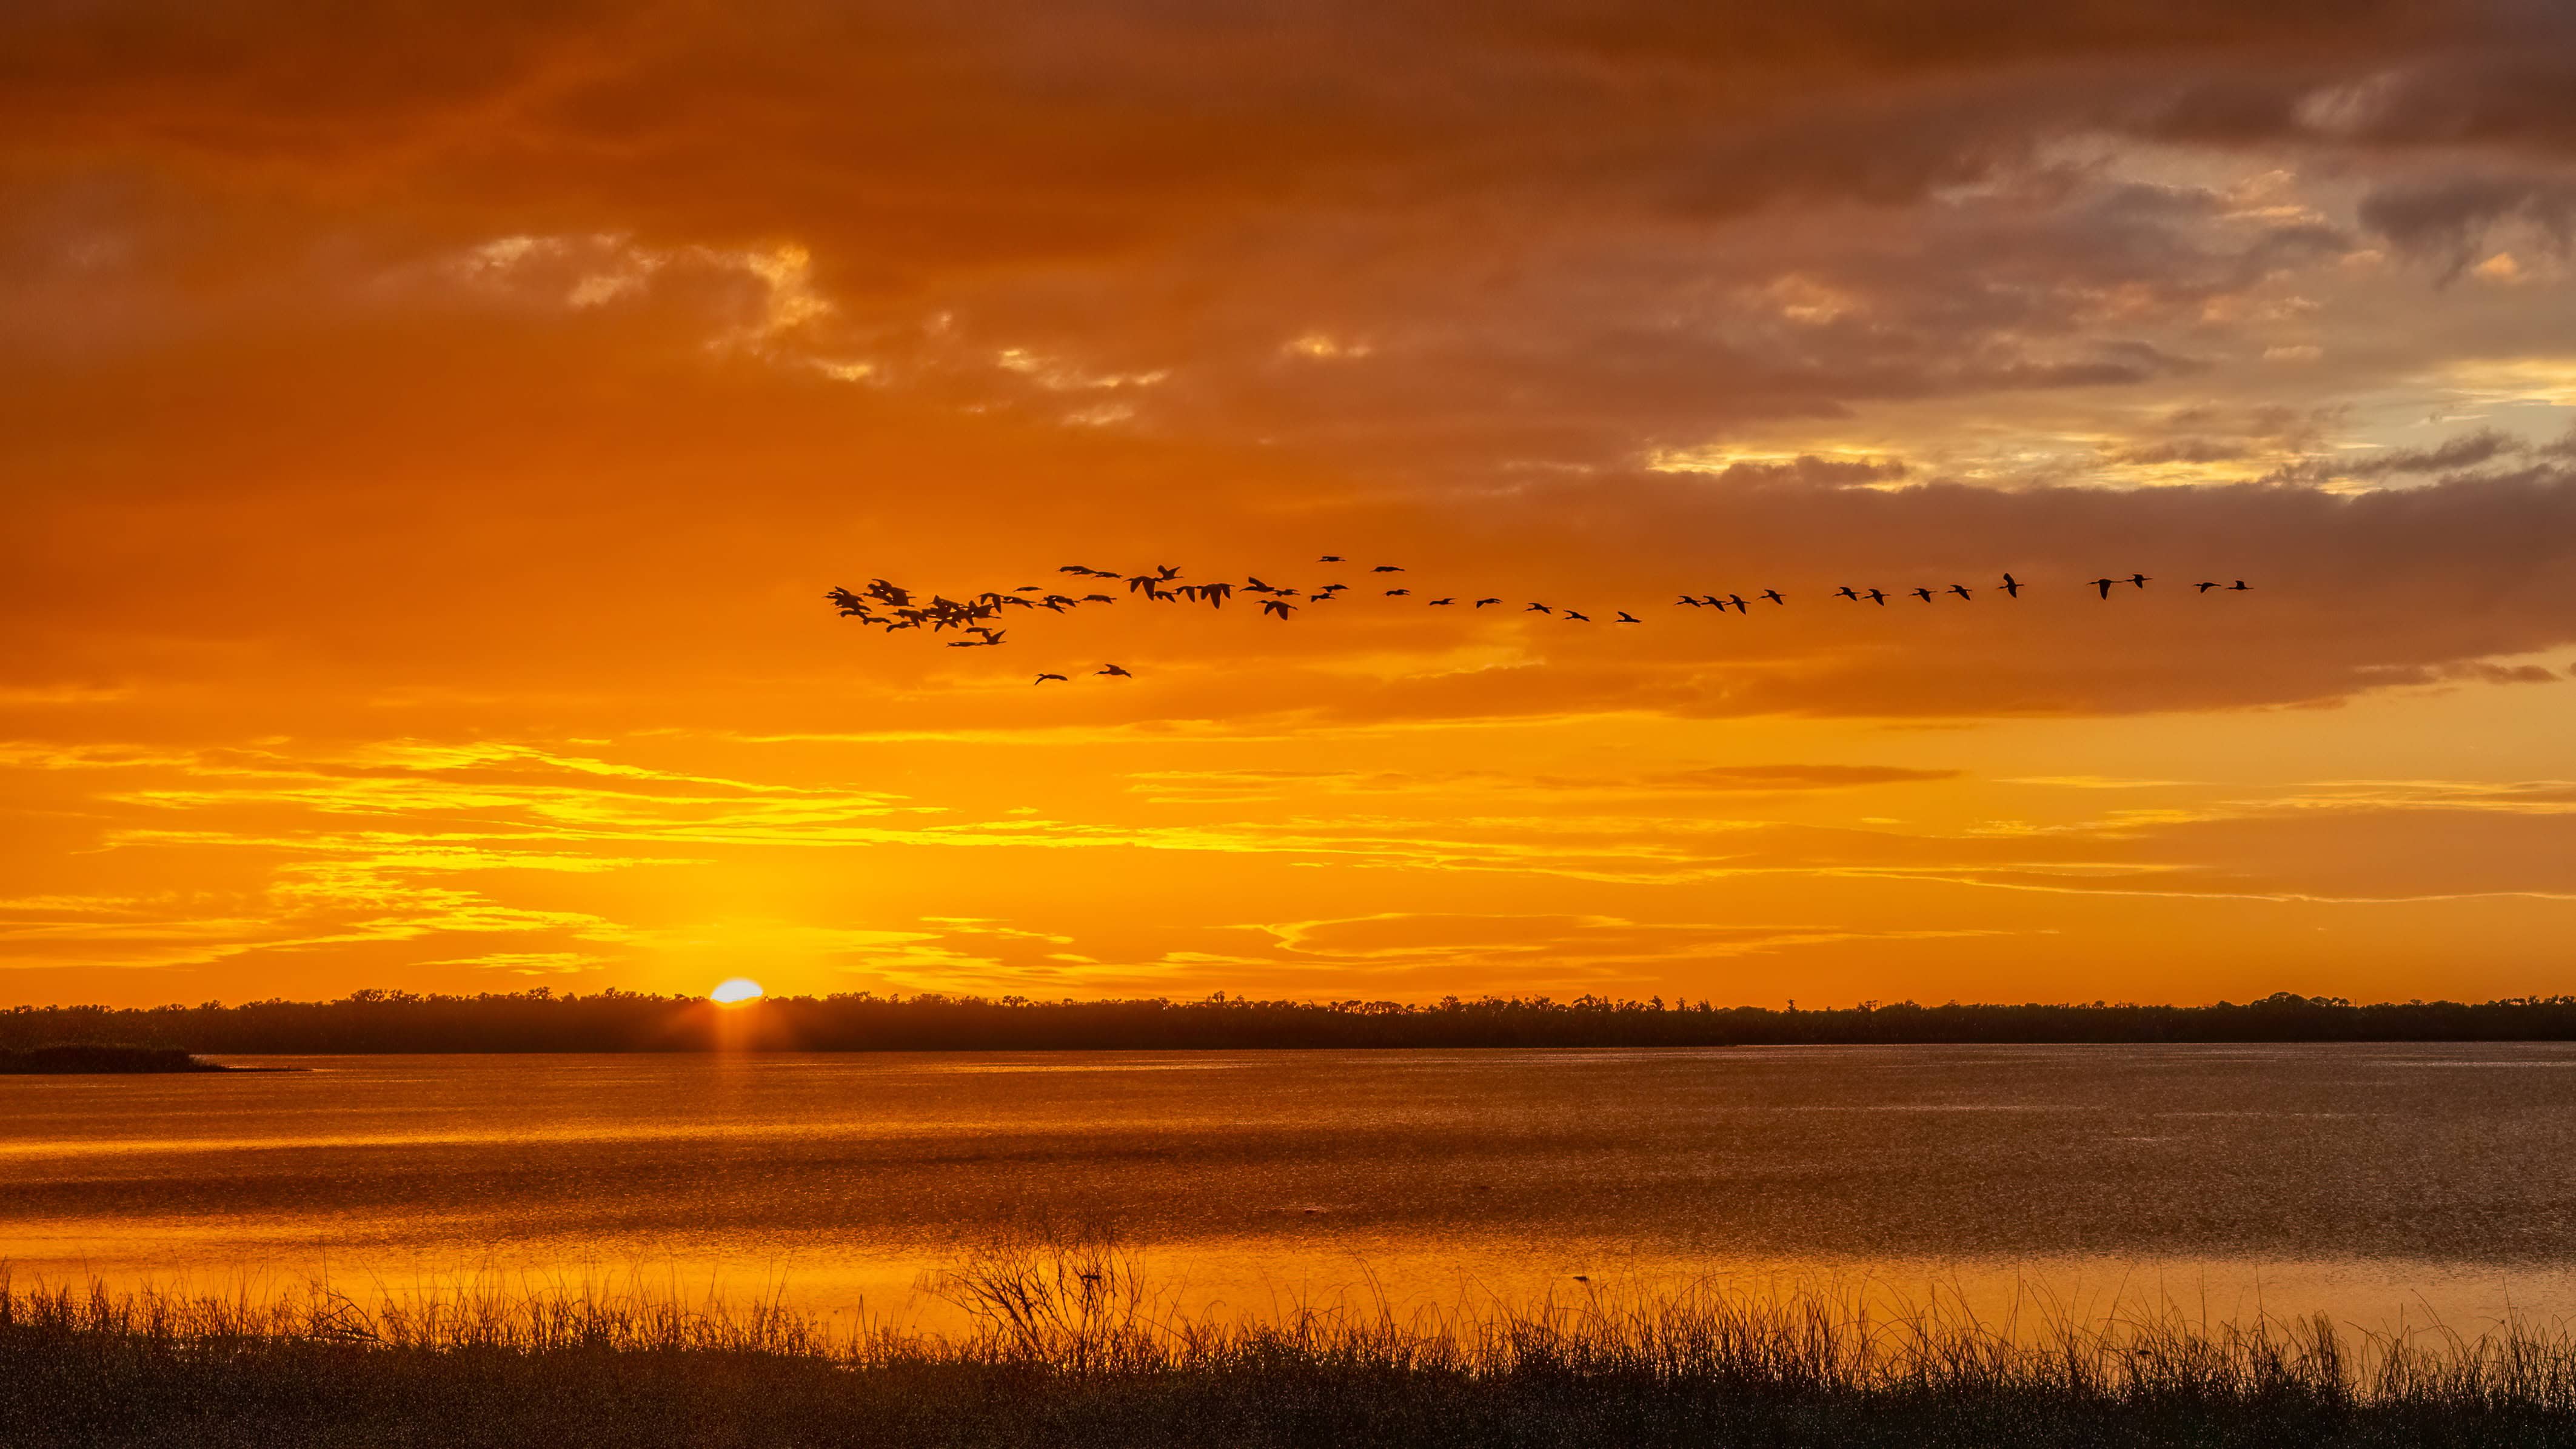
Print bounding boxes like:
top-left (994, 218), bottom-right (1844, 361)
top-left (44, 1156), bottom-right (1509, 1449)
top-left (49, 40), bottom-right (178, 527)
top-left (2358, 173), bottom-right (2576, 273)
top-left (2344, 428), bottom-right (2529, 478)
top-left (1654, 765), bottom-right (1962, 789)
top-left (1701, 457), bottom-right (1910, 487)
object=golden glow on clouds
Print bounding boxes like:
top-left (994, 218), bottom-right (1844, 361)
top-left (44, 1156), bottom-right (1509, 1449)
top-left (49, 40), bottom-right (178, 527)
top-left (7, 0), bottom-right (2576, 1007)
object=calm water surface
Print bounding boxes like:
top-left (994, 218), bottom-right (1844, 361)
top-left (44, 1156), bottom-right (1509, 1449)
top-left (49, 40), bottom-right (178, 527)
top-left (7, 1045), bottom-right (2575, 1331)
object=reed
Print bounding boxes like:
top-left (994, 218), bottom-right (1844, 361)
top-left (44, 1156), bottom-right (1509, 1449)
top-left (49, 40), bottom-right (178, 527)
top-left (5, 1247), bottom-right (2574, 1446)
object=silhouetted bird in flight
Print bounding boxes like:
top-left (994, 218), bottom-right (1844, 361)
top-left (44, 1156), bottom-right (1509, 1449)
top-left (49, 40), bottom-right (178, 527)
top-left (1727, 594), bottom-right (1749, 612)
top-left (1319, 555), bottom-right (1343, 563)
top-left (1527, 603), bottom-right (1551, 614)
top-left (2227, 580), bottom-right (2250, 591)
top-left (1475, 598), bottom-right (1500, 607)
top-left (1261, 599), bottom-right (1297, 619)
top-left (1564, 610), bottom-right (1591, 621)
top-left (1034, 673), bottom-right (1068, 684)
top-left (2001, 574), bottom-right (2022, 598)
top-left (1373, 564), bottom-right (1404, 573)
top-left (1385, 588), bottom-right (1411, 596)
top-left (1430, 597), bottom-right (1455, 606)
top-left (2090, 578), bottom-right (2116, 598)
top-left (1865, 589), bottom-right (1888, 605)
top-left (1245, 577), bottom-right (1275, 592)
top-left (1157, 565), bottom-right (1182, 580)
top-left (1058, 565), bottom-right (1093, 574)
top-left (1835, 586), bottom-right (1859, 601)
top-left (1678, 595), bottom-right (1704, 607)
top-left (1948, 584), bottom-right (1972, 600)
top-left (1761, 590), bottom-right (1785, 606)
top-left (971, 627), bottom-right (1005, 644)
top-left (1014, 584), bottom-right (1042, 592)
top-left (1615, 611), bottom-right (1641, 623)
top-left (2127, 574), bottom-right (2149, 589)
top-left (1912, 587), bottom-right (1936, 602)
top-left (2196, 580), bottom-right (2221, 592)
top-left (1098, 664), bottom-right (1131, 678)
top-left (1082, 594), bottom-right (1116, 604)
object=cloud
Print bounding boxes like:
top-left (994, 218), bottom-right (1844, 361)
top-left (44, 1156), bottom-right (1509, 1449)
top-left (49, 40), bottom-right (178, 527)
top-left (2358, 174), bottom-right (2576, 275)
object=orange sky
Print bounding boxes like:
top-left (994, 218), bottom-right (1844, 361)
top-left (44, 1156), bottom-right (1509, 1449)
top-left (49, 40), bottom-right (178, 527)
top-left (7, 0), bottom-right (2576, 1008)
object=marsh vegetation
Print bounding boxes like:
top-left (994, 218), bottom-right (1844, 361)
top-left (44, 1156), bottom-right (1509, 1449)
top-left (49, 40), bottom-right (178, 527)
top-left (7, 1241), bottom-right (2575, 1447)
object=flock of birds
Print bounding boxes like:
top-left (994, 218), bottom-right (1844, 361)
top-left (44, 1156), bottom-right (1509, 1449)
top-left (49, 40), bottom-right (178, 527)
top-left (825, 558), bottom-right (2255, 683)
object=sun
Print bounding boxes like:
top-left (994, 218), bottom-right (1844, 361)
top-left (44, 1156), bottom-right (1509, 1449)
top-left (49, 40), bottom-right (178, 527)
top-left (709, 977), bottom-right (764, 1005)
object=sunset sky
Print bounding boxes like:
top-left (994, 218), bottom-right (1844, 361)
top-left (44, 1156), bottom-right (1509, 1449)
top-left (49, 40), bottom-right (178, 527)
top-left (7, 0), bottom-right (2576, 1008)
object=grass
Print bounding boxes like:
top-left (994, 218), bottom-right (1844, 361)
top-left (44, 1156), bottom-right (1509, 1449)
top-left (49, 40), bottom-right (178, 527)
top-left (6, 1241), bottom-right (2576, 1447)
top-left (0, 1044), bottom-right (230, 1074)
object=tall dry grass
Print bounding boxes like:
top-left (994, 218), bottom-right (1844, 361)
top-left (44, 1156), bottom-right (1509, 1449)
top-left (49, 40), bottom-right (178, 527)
top-left (7, 1242), bottom-right (2576, 1445)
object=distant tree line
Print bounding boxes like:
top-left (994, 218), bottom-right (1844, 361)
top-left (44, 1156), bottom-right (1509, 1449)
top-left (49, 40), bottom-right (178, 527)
top-left (7, 989), bottom-right (2576, 1053)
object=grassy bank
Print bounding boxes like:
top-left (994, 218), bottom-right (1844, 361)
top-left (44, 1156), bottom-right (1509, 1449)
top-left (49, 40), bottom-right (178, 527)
top-left (7, 1247), bottom-right (2575, 1447)
top-left (0, 1044), bottom-right (230, 1074)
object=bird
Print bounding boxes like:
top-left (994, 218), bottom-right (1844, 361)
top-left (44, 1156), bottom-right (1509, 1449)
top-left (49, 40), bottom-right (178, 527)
top-left (1912, 587), bottom-right (1936, 603)
top-left (1564, 610), bottom-right (1591, 621)
top-left (970, 627), bottom-right (1005, 644)
top-left (1034, 673), bottom-right (1068, 684)
top-left (1761, 590), bottom-right (1785, 606)
top-left (1835, 586), bottom-right (1859, 601)
top-left (1429, 597), bottom-right (1456, 606)
top-left (1373, 564), bottom-right (1405, 573)
top-left (2227, 580), bottom-right (2250, 591)
top-left (1059, 566), bottom-right (1091, 574)
top-left (1526, 603), bottom-right (1551, 614)
top-left (2000, 573), bottom-right (2022, 598)
top-left (1319, 555), bottom-right (1343, 563)
top-left (2127, 574), bottom-right (2149, 589)
top-left (1615, 611), bottom-right (1641, 623)
top-left (1474, 598), bottom-right (1500, 607)
top-left (2089, 578), bottom-right (2116, 598)
top-left (1157, 565), bottom-right (1182, 580)
top-left (1082, 594), bottom-right (1116, 604)
top-left (1385, 588), bottom-right (1411, 597)
top-left (1678, 595), bottom-right (1704, 607)
top-left (1727, 594), bottom-right (1749, 612)
top-left (1098, 664), bottom-right (1132, 678)
top-left (2195, 580), bottom-right (2221, 592)
top-left (1948, 584), bottom-right (1972, 600)
top-left (1245, 577), bottom-right (1275, 592)
top-left (1014, 584), bottom-right (1041, 592)
top-left (1865, 589), bottom-right (1888, 605)
top-left (1261, 599), bottom-right (1297, 619)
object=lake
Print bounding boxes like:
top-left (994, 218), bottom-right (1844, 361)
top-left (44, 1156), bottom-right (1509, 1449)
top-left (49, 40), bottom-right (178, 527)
top-left (7, 1044), bottom-right (2574, 1334)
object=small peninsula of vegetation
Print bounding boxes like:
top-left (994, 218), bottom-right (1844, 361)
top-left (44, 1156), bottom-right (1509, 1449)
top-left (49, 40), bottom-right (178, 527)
top-left (7, 989), bottom-right (2576, 1055)
top-left (0, 1044), bottom-right (233, 1075)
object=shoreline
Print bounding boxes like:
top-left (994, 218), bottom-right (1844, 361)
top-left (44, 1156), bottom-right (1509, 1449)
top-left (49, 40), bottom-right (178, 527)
top-left (6, 1267), bottom-right (2572, 1447)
